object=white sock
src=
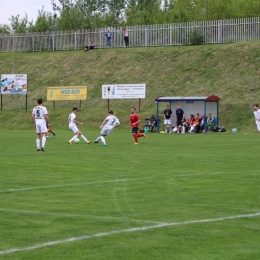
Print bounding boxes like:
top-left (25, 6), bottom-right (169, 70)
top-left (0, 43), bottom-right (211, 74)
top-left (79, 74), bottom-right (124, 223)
top-left (36, 139), bottom-right (40, 149)
top-left (100, 136), bottom-right (106, 145)
top-left (95, 136), bottom-right (101, 142)
top-left (81, 134), bottom-right (88, 142)
top-left (70, 135), bottom-right (78, 142)
top-left (42, 136), bottom-right (46, 148)
top-left (190, 126), bottom-right (194, 132)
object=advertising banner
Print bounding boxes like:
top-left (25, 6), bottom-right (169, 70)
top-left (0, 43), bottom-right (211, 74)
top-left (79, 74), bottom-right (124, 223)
top-left (47, 86), bottom-right (87, 100)
top-left (102, 84), bottom-right (146, 99)
top-left (1, 74), bottom-right (27, 94)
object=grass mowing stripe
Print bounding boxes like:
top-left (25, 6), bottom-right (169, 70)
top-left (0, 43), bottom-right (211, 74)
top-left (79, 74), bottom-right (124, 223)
top-left (0, 208), bottom-right (165, 224)
top-left (1, 169), bottom-right (259, 193)
top-left (0, 177), bottom-right (153, 193)
top-left (1, 211), bottom-right (259, 256)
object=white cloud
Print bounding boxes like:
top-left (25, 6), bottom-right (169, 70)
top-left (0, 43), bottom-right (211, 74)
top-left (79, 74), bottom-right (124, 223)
top-left (0, 0), bottom-right (53, 25)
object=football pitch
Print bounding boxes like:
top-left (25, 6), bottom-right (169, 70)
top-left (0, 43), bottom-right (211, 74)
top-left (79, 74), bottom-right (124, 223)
top-left (0, 130), bottom-right (259, 260)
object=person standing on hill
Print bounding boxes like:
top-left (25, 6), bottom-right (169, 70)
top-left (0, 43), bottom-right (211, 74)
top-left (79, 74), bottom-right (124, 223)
top-left (67, 107), bottom-right (91, 144)
top-left (129, 107), bottom-right (147, 145)
top-left (105, 28), bottom-right (112, 48)
top-left (32, 98), bottom-right (48, 152)
top-left (253, 104), bottom-right (260, 133)
top-left (123, 27), bottom-right (130, 47)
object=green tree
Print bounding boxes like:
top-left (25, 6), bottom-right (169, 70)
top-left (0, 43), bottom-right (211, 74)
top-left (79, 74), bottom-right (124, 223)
top-left (0, 24), bottom-right (11, 34)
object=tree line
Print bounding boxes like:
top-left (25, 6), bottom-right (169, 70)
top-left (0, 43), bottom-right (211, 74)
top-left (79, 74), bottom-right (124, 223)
top-left (0, 0), bottom-right (259, 33)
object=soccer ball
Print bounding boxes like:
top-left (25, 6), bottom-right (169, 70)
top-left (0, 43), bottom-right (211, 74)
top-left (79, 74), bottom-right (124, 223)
top-left (74, 138), bottom-right (80, 143)
top-left (232, 128), bottom-right (237, 134)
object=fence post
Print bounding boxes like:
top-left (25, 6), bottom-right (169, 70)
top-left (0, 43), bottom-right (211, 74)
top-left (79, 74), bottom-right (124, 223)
top-left (32, 34), bottom-right (34, 52)
top-left (52, 32), bottom-right (55, 51)
top-left (74, 31), bottom-right (77, 50)
top-left (218, 20), bottom-right (222, 44)
top-left (170, 24), bottom-right (172, 46)
top-left (100, 29), bottom-right (102, 49)
top-left (145, 26), bottom-right (147, 47)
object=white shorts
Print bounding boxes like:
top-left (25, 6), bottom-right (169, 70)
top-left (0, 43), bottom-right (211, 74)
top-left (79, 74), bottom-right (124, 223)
top-left (69, 125), bottom-right (79, 134)
top-left (101, 126), bottom-right (112, 136)
top-left (164, 119), bottom-right (171, 125)
top-left (36, 121), bottom-right (47, 133)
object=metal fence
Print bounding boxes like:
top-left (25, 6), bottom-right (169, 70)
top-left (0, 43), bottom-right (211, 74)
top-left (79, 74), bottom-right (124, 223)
top-left (0, 17), bottom-right (260, 52)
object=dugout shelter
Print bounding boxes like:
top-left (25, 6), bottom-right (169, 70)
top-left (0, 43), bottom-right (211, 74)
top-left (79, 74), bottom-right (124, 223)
top-left (155, 96), bottom-right (221, 132)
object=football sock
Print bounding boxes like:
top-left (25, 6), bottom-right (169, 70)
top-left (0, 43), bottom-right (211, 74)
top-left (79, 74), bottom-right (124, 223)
top-left (100, 136), bottom-right (106, 145)
top-left (137, 134), bottom-right (144, 138)
top-left (81, 134), bottom-right (88, 142)
top-left (70, 135), bottom-right (78, 142)
top-left (133, 134), bottom-right (138, 143)
top-left (42, 136), bottom-right (46, 148)
top-left (48, 129), bottom-right (53, 133)
top-left (36, 139), bottom-right (40, 149)
top-left (95, 136), bottom-right (101, 142)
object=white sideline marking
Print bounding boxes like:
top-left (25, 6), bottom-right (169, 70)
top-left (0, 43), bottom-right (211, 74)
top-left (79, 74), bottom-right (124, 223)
top-left (0, 208), bottom-right (163, 225)
top-left (1, 170), bottom-right (259, 193)
top-left (0, 212), bottom-right (259, 255)
top-left (0, 177), bottom-right (153, 193)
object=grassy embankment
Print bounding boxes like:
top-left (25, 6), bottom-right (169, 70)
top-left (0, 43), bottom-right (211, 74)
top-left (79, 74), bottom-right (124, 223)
top-left (0, 41), bottom-right (260, 131)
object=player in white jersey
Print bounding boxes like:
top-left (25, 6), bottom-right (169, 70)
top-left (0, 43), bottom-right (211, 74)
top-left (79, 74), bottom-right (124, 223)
top-left (67, 107), bottom-right (91, 144)
top-left (94, 111), bottom-right (120, 146)
top-left (253, 104), bottom-right (260, 132)
top-left (32, 98), bottom-right (48, 151)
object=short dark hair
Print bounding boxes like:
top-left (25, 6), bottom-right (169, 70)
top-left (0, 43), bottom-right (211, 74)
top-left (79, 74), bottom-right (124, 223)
top-left (73, 107), bottom-right (78, 111)
top-left (108, 110), bottom-right (114, 114)
top-left (253, 104), bottom-right (259, 107)
top-left (37, 98), bottom-right (43, 104)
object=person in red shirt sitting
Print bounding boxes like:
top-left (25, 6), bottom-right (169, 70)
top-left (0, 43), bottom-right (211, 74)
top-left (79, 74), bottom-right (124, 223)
top-left (128, 107), bottom-right (147, 144)
top-left (187, 114), bottom-right (196, 133)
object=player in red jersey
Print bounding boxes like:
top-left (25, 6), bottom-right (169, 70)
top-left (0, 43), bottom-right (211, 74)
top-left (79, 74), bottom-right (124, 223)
top-left (128, 107), bottom-right (147, 145)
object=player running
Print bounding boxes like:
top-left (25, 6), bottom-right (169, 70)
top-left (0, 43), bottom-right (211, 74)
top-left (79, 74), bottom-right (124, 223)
top-left (94, 110), bottom-right (120, 146)
top-left (67, 107), bottom-right (91, 144)
top-left (128, 107), bottom-right (147, 145)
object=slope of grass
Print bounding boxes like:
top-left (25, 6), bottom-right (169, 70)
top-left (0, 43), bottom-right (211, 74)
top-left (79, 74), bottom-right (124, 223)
top-left (0, 41), bottom-right (260, 130)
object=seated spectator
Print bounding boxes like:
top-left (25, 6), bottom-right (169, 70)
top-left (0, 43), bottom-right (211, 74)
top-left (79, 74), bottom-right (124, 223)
top-left (206, 114), bottom-right (215, 131)
top-left (196, 114), bottom-right (206, 133)
top-left (84, 40), bottom-right (95, 51)
top-left (193, 113), bottom-right (200, 133)
top-left (187, 114), bottom-right (196, 133)
top-left (181, 116), bottom-right (187, 133)
top-left (148, 114), bottom-right (157, 132)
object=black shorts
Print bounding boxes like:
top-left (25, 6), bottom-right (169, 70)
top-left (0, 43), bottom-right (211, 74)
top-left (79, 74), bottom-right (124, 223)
top-left (132, 127), bottom-right (139, 134)
top-left (176, 119), bottom-right (183, 126)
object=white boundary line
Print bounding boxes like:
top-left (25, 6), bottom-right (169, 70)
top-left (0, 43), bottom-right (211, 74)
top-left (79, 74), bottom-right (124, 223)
top-left (0, 212), bottom-right (259, 255)
top-left (0, 177), bottom-right (153, 193)
top-left (0, 208), bottom-right (164, 225)
top-left (1, 170), bottom-right (259, 194)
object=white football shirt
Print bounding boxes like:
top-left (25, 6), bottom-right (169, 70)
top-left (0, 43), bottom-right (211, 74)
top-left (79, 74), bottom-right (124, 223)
top-left (253, 109), bottom-right (260, 124)
top-left (105, 115), bottom-right (120, 130)
top-left (68, 112), bottom-right (76, 128)
top-left (32, 105), bottom-right (48, 123)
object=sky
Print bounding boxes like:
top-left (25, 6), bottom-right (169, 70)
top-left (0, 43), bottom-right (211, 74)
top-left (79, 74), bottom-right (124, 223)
top-left (0, 0), bottom-right (54, 25)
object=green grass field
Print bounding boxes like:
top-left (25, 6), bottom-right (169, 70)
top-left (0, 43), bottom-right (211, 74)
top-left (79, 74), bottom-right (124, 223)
top-left (0, 129), bottom-right (259, 259)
